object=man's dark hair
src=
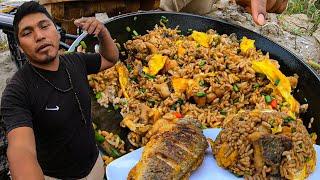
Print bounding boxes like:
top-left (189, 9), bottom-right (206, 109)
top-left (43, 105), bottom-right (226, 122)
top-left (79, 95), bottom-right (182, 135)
top-left (13, 1), bottom-right (54, 44)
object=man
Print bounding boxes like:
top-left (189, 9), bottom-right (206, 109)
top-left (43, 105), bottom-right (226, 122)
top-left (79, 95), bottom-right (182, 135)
top-left (159, 0), bottom-right (289, 25)
top-left (1, 1), bottom-right (118, 179)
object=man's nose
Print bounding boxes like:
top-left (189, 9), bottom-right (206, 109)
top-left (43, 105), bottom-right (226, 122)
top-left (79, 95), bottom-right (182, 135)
top-left (34, 28), bottom-right (45, 42)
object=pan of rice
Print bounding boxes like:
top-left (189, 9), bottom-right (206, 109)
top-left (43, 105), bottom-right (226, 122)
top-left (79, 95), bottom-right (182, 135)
top-left (69, 12), bottom-right (320, 178)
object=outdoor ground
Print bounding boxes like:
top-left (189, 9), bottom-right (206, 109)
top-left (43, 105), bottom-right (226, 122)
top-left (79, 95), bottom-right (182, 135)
top-left (0, 0), bottom-right (319, 97)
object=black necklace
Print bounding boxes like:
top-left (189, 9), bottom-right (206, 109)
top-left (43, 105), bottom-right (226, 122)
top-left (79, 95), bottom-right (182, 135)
top-left (29, 61), bottom-right (87, 124)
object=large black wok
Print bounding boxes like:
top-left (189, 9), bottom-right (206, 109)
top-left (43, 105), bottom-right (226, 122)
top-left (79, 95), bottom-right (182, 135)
top-left (69, 12), bottom-right (320, 144)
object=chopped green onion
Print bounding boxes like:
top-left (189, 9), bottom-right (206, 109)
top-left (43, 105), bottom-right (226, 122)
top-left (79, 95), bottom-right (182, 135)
top-left (133, 16), bottom-right (137, 21)
top-left (299, 144), bottom-right (303, 148)
top-left (126, 26), bottom-right (131, 32)
top-left (303, 97), bottom-right (308, 103)
top-left (199, 80), bottom-right (205, 86)
top-left (142, 73), bottom-right (155, 80)
top-left (233, 84), bottom-right (239, 92)
top-left (220, 109), bottom-right (227, 115)
top-left (269, 119), bottom-right (275, 127)
top-left (176, 98), bottom-right (184, 105)
top-left (148, 99), bottom-right (156, 107)
top-left (171, 103), bottom-right (177, 110)
top-left (95, 92), bottom-right (102, 99)
top-left (196, 44), bottom-right (201, 48)
top-left (139, 87), bottom-right (146, 93)
top-left (199, 60), bottom-right (206, 67)
top-left (233, 98), bottom-right (239, 104)
top-left (274, 79), bottom-right (280, 86)
top-left (201, 124), bottom-right (208, 129)
top-left (130, 76), bottom-right (138, 83)
top-left (113, 105), bottom-right (119, 110)
top-left (95, 131), bottom-right (105, 143)
top-left (160, 16), bottom-right (168, 23)
top-left (253, 83), bottom-right (260, 89)
top-left (283, 116), bottom-right (295, 123)
top-left (196, 92), bottom-right (206, 97)
top-left (264, 95), bottom-right (272, 103)
top-left (126, 64), bottom-right (133, 72)
top-left (305, 157), bottom-right (311, 162)
top-left (188, 28), bottom-right (193, 32)
top-left (132, 30), bottom-right (139, 36)
top-left (80, 41), bottom-right (87, 49)
top-left (110, 148), bottom-right (121, 158)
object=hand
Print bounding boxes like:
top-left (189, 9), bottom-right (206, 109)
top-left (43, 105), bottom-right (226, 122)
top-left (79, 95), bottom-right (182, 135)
top-left (74, 17), bottom-right (107, 37)
top-left (236, 0), bottom-right (288, 25)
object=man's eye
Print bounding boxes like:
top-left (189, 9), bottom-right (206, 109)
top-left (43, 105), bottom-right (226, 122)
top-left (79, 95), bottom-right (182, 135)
top-left (41, 24), bottom-right (49, 29)
top-left (22, 31), bottom-right (31, 36)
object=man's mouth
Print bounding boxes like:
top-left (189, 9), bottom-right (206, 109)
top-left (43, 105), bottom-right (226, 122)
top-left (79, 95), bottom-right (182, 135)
top-left (37, 43), bottom-right (52, 52)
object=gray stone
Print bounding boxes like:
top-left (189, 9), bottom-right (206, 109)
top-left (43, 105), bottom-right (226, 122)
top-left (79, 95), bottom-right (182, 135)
top-left (278, 14), bottom-right (314, 35)
top-left (313, 26), bottom-right (320, 44)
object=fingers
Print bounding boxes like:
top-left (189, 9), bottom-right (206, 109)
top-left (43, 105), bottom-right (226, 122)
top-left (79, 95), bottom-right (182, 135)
top-left (74, 17), bottom-right (105, 37)
top-left (251, 0), bottom-right (267, 25)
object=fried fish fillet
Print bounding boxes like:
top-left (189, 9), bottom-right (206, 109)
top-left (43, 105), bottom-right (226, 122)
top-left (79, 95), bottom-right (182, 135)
top-left (128, 118), bottom-right (208, 180)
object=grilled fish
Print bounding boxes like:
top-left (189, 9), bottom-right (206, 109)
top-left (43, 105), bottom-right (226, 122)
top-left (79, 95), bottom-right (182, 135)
top-left (128, 118), bottom-right (208, 180)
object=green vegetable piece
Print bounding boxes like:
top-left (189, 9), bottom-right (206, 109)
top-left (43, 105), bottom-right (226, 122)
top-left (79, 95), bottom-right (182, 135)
top-left (80, 41), bottom-right (87, 49)
top-left (201, 124), bottom-right (208, 129)
top-left (274, 79), bottom-right (280, 86)
top-left (253, 83), bottom-right (260, 89)
top-left (95, 92), bottom-right (102, 99)
top-left (220, 110), bottom-right (227, 115)
top-left (133, 16), bottom-right (137, 21)
top-left (126, 64), bottom-right (133, 72)
top-left (113, 105), bottom-right (119, 110)
top-left (139, 87), bottom-right (146, 93)
top-left (132, 30), bottom-right (139, 36)
top-left (196, 92), bottom-right (206, 97)
top-left (142, 73), bottom-right (155, 80)
top-left (176, 98), bottom-right (184, 105)
top-left (199, 80), bottom-right (205, 86)
top-left (110, 147), bottom-right (121, 158)
top-left (102, 141), bottom-right (121, 158)
top-left (233, 84), bottom-right (239, 92)
top-left (95, 131), bottom-right (105, 143)
top-left (199, 60), bottom-right (206, 67)
top-left (264, 95), bottom-right (272, 103)
top-left (305, 156), bottom-right (311, 162)
top-left (126, 26), bottom-right (131, 32)
top-left (283, 116), bottom-right (295, 123)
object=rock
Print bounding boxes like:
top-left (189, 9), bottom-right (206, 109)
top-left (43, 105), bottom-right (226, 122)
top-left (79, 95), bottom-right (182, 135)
top-left (260, 22), bottom-right (283, 36)
top-left (278, 14), bottom-right (314, 35)
top-left (266, 13), bottom-right (278, 24)
top-left (0, 51), bottom-right (17, 97)
top-left (313, 26), bottom-right (320, 44)
top-left (229, 11), bottom-right (247, 22)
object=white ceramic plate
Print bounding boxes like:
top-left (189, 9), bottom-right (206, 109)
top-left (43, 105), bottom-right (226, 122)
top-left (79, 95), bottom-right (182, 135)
top-left (106, 128), bottom-right (320, 180)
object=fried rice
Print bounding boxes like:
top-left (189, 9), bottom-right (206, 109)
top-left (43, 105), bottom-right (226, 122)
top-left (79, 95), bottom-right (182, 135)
top-left (87, 24), bottom-right (317, 177)
top-left (211, 111), bottom-right (316, 179)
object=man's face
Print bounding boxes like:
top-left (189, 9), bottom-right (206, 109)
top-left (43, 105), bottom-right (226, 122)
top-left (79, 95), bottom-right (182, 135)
top-left (18, 12), bottom-right (60, 65)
